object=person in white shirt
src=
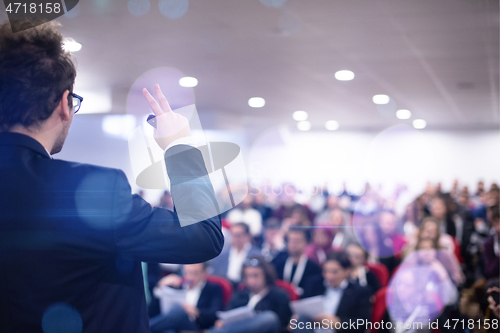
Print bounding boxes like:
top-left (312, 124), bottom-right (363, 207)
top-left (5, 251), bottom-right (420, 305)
top-left (210, 223), bottom-right (261, 284)
top-left (211, 256), bottom-right (292, 333)
top-left (226, 195), bottom-right (263, 237)
top-left (292, 251), bottom-right (371, 333)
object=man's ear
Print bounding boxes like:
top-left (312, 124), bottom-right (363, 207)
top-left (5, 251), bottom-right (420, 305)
top-left (57, 90), bottom-right (71, 121)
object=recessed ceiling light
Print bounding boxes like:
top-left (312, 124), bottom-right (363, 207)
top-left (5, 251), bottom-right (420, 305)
top-left (396, 109), bottom-right (411, 120)
top-left (325, 120), bottom-right (339, 130)
top-left (179, 77), bottom-right (198, 87)
top-left (63, 38), bottom-right (82, 52)
top-left (293, 111), bottom-right (308, 121)
top-left (297, 121), bottom-right (311, 131)
top-left (372, 94), bottom-right (390, 105)
top-left (413, 119), bottom-right (427, 129)
top-left (248, 97), bottom-right (265, 108)
top-left (334, 70), bottom-right (355, 81)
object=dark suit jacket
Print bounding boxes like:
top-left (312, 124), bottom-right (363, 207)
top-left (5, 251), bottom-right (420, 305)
top-left (271, 251), bottom-right (322, 298)
top-left (0, 132), bottom-right (224, 333)
top-left (305, 279), bottom-right (372, 333)
top-left (352, 270), bottom-right (381, 296)
top-left (195, 281), bottom-right (224, 329)
top-left (227, 286), bottom-right (292, 329)
top-left (482, 235), bottom-right (500, 279)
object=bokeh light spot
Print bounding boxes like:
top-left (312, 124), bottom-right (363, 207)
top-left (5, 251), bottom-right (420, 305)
top-left (159, 0), bottom-right (189, 19)
top-left (42, 303), bottom-right (82, 333)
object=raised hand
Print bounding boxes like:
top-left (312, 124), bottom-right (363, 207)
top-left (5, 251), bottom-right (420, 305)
top-left (142, 84), bottom-right (191, 150)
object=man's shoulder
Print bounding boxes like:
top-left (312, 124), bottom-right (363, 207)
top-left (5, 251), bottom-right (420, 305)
top-left (51, 158), bottom-right (124, 179)
top-left (271, 251), bottom-right (288, 265)
top-left (305, 257), bottom-right (321, 271)
top-left (345, 281), bottom-right (371, 298)
top-left (47, 159), bottom-right (128, 191)
top-left (268, 285), bottom-right (290, 301)
top-left (204, 281), bottom-right (224, 294)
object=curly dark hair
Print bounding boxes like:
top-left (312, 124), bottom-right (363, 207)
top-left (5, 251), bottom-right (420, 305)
top-left (0, 19), bottom-right (76, 131)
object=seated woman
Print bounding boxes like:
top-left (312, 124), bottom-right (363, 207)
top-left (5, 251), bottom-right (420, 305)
top-left (356, 222), bottom-right (398, 273)
top-left (345, 243), bottom-right (381, 296)
top-left (304, 225), bottom-right (334, 266)
top-left (292, 251), bottom-right (371, 333)
top-left (413, 237), bottom-right (464, 286)
top-left (406, 216), bottom-right (456, 255)
top-left (404, 218), bottom-right (465, 286)
top-left (383, 238), bottom-right (462, 333)
top-left (209, 255), bottom-right (292, 333)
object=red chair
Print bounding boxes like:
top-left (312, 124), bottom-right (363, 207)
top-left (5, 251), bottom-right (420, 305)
top-left (366, 262), bottom-right (389, 287)
top-left (451, 236), bottom-right (464, 264)
top-left (275, 279), bottom-right (299, 301)
top-left (206, 275), bottom-right (233, 307)
top-left (237, 279), bottom-right (299, 301)
top-left (370, 287), bottom-right (388, 333)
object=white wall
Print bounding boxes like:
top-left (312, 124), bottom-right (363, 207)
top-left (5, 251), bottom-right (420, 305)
top-left (247, 124), bottom-right (500, 198)
top-left (57, 116), bottom-right (499, 203)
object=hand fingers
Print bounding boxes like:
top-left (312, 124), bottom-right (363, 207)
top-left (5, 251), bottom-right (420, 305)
top-left (142, 88), bottom-right (164, 116)
top-left (155, 84), bottom-right (172, 113)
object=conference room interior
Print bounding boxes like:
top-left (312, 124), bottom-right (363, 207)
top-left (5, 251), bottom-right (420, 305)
top-left (2, 0), bottom-right (499, 332)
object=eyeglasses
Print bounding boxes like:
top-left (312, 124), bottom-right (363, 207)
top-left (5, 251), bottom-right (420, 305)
top-left (71, 92), bottom-right (83, 114)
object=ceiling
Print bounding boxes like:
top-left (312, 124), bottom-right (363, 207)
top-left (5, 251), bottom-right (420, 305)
top-left (1, 0), bottom-right (499, 132)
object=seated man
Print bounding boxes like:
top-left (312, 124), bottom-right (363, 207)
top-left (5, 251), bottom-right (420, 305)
top-left (210, 222), bottom-right (261, 286)
top-left (149, 262), bottom-right (223, 333)
top-left (272, 228), bottom-right (322, 298)
top-left (292, 251), bottom-right (371, 333)
top-left (210, 256), bottom-right (292, 333)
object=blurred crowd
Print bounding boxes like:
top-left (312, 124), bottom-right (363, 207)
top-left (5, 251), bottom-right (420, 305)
top-left (141, 180), bottom-right (500, 333)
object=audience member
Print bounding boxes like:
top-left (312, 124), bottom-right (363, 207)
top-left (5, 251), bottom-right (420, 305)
top-left (328, 208), bottom-right (356, 250)
top-left (405, 216), bottom-right (456, 257)
top-left (357, 222), bottom-right (398, 273)
top-left (149, 263), bottom-right (223, 332)
top-left (253, 192), bottom-right (274, 223)
top-left (210, 223), bottom-right (261, 284)
top-left (304, 225), bottom-right (334, 266)
top-left (261, 218), bottom-right (285, 262)
top-left (429, 195), bottom-right (457, 238)
top-left (210, 256), bottom-right (292, 333)
top-left (292, 251), bottom-right (371, 333)
top-left (346, 243), bottom-right (381, 296)
top-left (226, 195), bottom-right (263, 237)
top-left (272, 228), bottom-right (322, 297)
top-left (482, 205), bottom-right (500, 281)
top-left (378, 210), bottom-right (407, 256)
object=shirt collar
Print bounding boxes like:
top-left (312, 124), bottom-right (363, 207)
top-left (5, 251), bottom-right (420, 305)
top-left (325, 279), bottom-right (349, 291)
top-left (231, 242), bottom-right (251, 255)
top-left (185, 279), bottom-right (206, 291)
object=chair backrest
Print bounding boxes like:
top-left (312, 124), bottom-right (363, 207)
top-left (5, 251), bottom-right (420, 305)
top-left (275, 279), bottom-right (300, 301)
top-left (370, 287), bottom-right (388, 333)
top-left (451, 236), bottom-right (464, 263)
top-left (206, 275), bottom-right (233, 307)
top-left (366, 262), bottom-right (389, 287)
